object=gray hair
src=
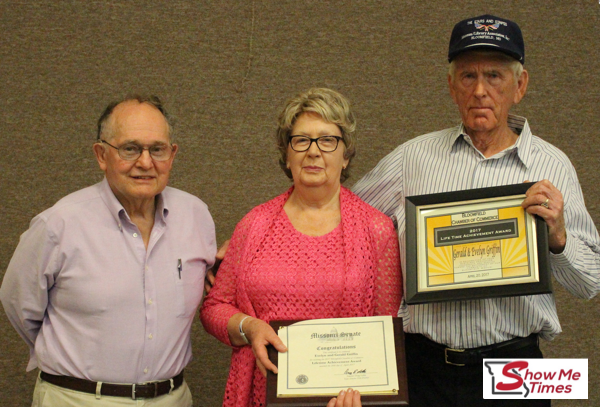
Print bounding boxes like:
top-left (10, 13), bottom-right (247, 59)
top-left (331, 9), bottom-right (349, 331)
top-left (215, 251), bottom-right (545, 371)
top-left (276, 88), bottom-right (357, 183)
top-left (448, 50), bottom-right (524, 82)
top-left (97, 95), bottom-right (173, 141)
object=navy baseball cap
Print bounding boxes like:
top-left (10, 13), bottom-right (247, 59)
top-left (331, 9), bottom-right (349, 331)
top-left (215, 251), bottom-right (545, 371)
top-left (448, 14), bottom-right (525, 64)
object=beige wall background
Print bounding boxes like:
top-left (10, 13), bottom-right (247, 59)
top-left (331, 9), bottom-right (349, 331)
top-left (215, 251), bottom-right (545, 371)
top-left (1, 1), bottom-right (598, 406)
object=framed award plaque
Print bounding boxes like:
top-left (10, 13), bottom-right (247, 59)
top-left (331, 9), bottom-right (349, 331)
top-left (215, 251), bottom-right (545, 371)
top-left (405, 183), bottom-right (551, 304)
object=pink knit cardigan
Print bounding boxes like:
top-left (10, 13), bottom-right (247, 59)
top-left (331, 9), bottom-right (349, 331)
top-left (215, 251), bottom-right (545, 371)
top-left (200, 186), bottom-right (401, 407)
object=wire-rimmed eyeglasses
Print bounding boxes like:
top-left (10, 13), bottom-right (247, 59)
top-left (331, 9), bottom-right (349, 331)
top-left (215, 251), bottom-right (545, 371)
top-left (99, 140), bottom-right (174, 161)
top-left (289, 135), bottom-right (343, 152)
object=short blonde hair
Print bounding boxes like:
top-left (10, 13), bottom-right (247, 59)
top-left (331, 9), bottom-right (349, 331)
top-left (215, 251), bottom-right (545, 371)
top-left (276, 88), bottom-right (356, 183)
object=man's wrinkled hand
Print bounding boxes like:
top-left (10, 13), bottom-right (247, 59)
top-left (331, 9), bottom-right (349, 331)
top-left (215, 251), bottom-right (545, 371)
top-left (522, 180), bottom-right (567, 254)
top-left (204, 239), bottom-right (230, 293)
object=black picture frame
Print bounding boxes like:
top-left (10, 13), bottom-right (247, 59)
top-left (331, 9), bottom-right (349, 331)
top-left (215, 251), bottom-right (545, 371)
top-left (405, 183), bottom-right (551, 304)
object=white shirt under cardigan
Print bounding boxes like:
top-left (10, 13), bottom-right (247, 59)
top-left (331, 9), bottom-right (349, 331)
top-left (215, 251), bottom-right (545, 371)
top-left (353, 114), bottom-right (600, 348)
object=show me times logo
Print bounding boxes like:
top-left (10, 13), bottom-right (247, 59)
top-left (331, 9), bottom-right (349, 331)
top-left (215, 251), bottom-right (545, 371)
top-left (483, 359), bottom-right (587, 399)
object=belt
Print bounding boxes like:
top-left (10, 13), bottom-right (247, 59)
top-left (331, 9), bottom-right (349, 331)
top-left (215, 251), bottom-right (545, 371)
top-left (407, 333), bottom-right (539, 366)
top-left (40, 370), bottom-right (184, 399)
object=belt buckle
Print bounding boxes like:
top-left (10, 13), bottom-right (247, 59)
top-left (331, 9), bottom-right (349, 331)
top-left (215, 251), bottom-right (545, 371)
top-left (132, 382), bottom-right (158, 399)
top-left (445, 347), bottom-right (466, 366)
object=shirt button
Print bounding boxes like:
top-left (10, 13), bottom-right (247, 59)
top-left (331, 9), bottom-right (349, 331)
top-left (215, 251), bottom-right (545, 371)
top-left (144, 368), bottom-right (148, 374)
top-left (145, 265), bottom-right (149, 271)
top-left (133, 233), bottom-right (138, 238)
top-left (148, 298), bottom-right (153, 304)
top-left (148, 334), bottom-right (153, 339)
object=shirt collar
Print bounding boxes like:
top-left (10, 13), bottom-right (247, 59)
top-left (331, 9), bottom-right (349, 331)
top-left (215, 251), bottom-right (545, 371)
top-left (451, 114), bottom-right (534, 168)
top-left (155, 190), bottom-right (169, 223)
top-left (98, 178), bottom-right (169, 227)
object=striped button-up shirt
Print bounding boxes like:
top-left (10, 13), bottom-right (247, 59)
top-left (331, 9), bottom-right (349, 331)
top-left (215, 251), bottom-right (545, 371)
top-left (353, 115), bottom-right (600, 348)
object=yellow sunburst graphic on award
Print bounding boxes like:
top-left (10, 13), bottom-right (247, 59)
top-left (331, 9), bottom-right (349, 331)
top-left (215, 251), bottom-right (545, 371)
top-left (498, 206), bottom-right (530, 278)
top-left (501, 237), bottom-right (529, 277)
top-left (427, 245), bottom-right (454, 286)
top-left (425, 215), bottom-right (454, 285)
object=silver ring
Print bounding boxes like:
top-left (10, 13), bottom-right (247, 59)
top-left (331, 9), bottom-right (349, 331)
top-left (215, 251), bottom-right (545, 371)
top-left (540, 198), bottom-right (549, 209)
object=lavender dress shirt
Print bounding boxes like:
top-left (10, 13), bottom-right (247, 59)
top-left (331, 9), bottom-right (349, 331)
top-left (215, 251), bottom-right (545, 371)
top-left (0, 178), bottom-right (216, 383)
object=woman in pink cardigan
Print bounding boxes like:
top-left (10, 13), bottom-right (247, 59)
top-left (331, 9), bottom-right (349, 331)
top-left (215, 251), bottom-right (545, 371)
top-left (200, 88), bottom-right (402, 407)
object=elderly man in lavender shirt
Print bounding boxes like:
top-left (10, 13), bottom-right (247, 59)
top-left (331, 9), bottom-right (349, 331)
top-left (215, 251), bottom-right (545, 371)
top-left (0, 96), bottom-right (216, 406)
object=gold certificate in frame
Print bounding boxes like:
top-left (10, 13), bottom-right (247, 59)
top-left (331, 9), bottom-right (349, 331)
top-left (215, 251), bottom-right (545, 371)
top-left (405, 183), bottom-right (551, 304)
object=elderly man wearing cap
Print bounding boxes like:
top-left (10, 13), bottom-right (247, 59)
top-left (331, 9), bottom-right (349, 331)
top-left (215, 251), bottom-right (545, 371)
top-left (353, 14), bottom-right (600, 407)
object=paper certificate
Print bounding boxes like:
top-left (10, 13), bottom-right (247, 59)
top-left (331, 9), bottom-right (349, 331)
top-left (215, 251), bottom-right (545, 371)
top-left (405, 183), bottom-right (552, 304)
top-left (276, 316), bottom-right (399, 398)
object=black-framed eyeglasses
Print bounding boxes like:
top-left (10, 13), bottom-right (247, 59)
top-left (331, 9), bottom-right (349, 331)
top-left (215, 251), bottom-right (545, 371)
top-left (99, 140), bottom-right (173, 161)
top-left (289, 135), bottom-right (344, 152)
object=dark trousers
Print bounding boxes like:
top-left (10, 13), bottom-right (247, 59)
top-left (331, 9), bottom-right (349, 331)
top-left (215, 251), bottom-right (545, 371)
top-left (404, 333), bottom-right (551, 407)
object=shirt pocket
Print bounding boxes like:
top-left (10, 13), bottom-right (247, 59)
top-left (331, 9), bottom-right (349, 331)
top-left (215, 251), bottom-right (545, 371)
top-left (173, 258), bottom-right (206, 318)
